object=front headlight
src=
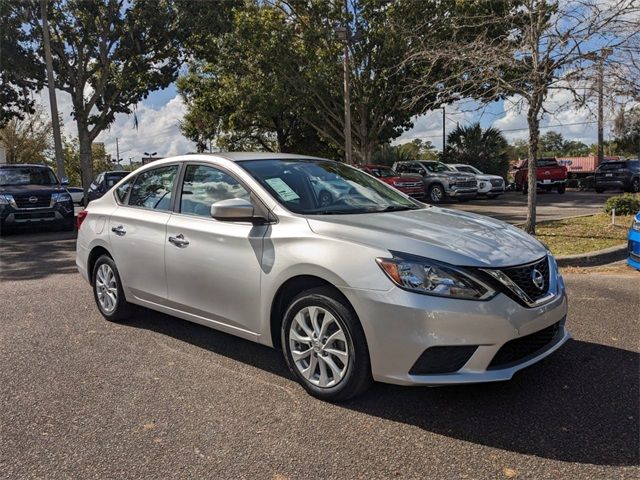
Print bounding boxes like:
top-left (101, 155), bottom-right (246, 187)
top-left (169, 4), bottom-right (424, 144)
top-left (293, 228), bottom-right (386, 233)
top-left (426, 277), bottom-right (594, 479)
top-left (632, 218), bottom-right (640, 232)
top-left (0, 194), bottom-right (11, 205)
top-left (51, 192), bottom-right (72, 203)
top-left (479, 182), bottom-right (487, 188)
top-left (376, 254), bottom-right (495, 300)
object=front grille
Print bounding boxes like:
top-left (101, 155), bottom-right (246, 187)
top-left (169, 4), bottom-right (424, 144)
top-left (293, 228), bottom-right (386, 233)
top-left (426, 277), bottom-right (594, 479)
top-left (409, 345), bottom-right (478, 375)
top-left (453, 180), bottom-right (477, 188)
top-left (14, 195), bottom-right (51, 208)
top-left (500, 256), bottom-right (550, 302)
top-left (489, 321), bottom-right (561, 369)
top-left (490, 179), bottom-right (503, 186)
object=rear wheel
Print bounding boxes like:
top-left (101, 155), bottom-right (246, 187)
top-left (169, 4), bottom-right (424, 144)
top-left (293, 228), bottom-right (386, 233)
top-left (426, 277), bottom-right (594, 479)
top-left (557, 184), bottom-right (566, 194)
top-left (595, 187), bottom-right (605, 193)
top-left (629, 178), bottom-right (640, 193)
top-left (92, 255), bottom-right (133, 322)
top-left (281, 287), bottom-right (372, 401)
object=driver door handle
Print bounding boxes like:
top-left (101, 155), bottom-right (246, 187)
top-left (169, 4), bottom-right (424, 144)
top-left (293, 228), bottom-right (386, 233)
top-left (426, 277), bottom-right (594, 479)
top-left (111, 225), bottom-right (126, 236)
top-left (168, 233), bottom-right (189, 248)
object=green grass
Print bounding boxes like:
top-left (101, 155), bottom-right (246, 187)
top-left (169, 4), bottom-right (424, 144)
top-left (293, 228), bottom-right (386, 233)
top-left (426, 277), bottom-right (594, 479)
top-left (530, 213), bottom-right (634, 256)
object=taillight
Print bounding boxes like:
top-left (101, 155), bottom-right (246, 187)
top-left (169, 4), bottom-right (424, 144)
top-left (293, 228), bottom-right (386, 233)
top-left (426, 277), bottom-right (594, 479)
top-left (76, 209), bottom-right (88, 230)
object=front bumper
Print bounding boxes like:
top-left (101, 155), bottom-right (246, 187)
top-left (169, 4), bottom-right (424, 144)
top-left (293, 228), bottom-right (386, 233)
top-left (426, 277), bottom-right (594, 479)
top-left (447, 187), bottom-right (478, 198)
top-left (595, 179), bottom-right (629, 190)
top-left (0, 203), bottom-right (74, 227)
top-left (341, 282), bottom-right (568, 386)
top-left (627, 231), bottom-right (640, 269)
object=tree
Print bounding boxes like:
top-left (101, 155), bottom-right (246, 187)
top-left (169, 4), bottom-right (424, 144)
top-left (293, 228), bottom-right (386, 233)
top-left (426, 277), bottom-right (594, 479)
top-left (613, 106), bottom-right (640, 158)
top-left (561, 140), bottom-right (590, 157)
top-left (507, 139), bottom-right (530, 160)
top-left (401, 0), bottom-right (639, 233)
top-left (55, 138), bottom-right (112, 187)
top-left (0, 1), bottom-right (44, 126)
top-left (179, 0), bottom-right (453, 162)
top-left (397, 139), bottom-right (439, 161)
top-left (539, 131), bottom-right (565, 157)
top-left (24, 0), bottom-right (182, 194)
top-left (444, 123), bottom-right (509, 177)
top-left (0, 106), bottom-right (52, 165)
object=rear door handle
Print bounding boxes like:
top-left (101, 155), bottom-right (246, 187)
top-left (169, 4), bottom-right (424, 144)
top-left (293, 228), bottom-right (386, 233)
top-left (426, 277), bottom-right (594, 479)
top-left (111, 225), bottom-right (126, 236)
top-left (168, 233), bottom-right (189, 248)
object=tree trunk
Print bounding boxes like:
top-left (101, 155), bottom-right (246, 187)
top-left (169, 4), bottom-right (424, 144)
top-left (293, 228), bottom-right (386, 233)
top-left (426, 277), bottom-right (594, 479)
top-left (524, 102), bottom-right (541, 234)
top-left (78, 128), bottom-right (93, 206)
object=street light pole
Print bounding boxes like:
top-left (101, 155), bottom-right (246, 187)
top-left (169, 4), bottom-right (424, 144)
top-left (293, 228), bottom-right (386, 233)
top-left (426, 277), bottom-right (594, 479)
top-left (585, 48), bottom-right (612, 166)
top-left (343, 35), bottom-right (352, 165)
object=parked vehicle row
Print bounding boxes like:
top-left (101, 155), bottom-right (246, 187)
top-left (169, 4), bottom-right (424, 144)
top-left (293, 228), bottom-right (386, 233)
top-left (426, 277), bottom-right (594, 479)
top-left (77, 153), bottom-right (569, 401)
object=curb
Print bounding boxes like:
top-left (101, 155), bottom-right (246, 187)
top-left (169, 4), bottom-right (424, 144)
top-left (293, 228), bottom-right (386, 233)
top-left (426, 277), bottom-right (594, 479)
top-left (556, 243), bottom-right (628, 267)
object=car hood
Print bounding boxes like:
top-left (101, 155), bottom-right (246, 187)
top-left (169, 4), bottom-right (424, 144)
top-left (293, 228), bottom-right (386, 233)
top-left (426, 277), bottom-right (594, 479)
top-left (306, 207), bottom-right (547, 268)
top-left (0, 184), bottom-right (64, 195)
top-left (476, 174), bottom-right (503, 181)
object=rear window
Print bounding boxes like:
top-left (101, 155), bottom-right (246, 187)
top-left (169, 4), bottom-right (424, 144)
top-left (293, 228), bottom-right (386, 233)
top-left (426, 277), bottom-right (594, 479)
top-left (105, 172), bottom-right (128, 188)
top-left (366, 167), bottom-right (396, 178)
top-left (599, 162), bottom-right (625, 171)
top-left (538, 159), bottom-right (559, 167)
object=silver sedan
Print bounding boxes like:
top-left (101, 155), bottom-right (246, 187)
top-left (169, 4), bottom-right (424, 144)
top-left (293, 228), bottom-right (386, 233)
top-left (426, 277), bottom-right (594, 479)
top-left (76, 153), bottom-right (569, 401)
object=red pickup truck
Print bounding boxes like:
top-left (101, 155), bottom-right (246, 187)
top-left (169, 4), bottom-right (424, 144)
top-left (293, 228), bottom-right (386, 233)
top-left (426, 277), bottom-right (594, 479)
top-left (514, 158), bottom-right (568, 194)
top-left (358, 164), bottom-right (425, 199)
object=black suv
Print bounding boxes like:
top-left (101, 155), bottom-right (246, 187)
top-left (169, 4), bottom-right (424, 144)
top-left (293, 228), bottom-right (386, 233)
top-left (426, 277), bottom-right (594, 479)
top-left (0, 164), bottom-right (75, 233)
top-left (86, 171), bottom-right (129, 203)
top-left (595, 160), bottom-right (640, 193)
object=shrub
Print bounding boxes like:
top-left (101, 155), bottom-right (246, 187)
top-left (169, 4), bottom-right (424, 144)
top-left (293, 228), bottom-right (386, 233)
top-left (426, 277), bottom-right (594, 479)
top-left (603, 194), bottom-right (640, 215)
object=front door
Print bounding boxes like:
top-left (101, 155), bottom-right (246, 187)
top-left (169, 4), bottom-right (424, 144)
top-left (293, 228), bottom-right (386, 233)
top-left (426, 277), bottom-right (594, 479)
top-left (164, 163), bottom-right (266, 334)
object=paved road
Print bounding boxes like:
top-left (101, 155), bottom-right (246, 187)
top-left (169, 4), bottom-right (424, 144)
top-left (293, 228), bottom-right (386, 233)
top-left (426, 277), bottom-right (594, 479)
top-left (1, 232), bottom-right (639, 479)
top-left (449, 190), bottom-right (619, 224)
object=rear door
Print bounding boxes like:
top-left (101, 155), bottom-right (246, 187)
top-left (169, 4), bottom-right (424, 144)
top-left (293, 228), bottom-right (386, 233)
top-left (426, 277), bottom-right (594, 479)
top-left (108, 164), bottom-right (180, 304)
top-left (164, 163), bottom-right (265, 334)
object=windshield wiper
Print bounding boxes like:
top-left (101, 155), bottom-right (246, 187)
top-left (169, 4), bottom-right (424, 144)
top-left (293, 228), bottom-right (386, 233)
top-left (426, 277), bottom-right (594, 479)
top-left (378, 205), bottom-right (419, 212)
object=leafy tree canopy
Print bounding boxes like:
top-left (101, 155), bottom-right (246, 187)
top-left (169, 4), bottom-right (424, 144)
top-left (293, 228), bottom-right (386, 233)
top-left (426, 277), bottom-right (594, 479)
top-left (444, 123), bottom-right (509, 177)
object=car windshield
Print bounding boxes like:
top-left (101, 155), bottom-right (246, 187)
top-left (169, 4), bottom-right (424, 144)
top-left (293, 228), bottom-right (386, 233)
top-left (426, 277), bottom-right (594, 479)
top-left (538, 159), bottom-right (558, 167)
top-left (0, 166), bottom-right (58, 186)
top-left (240, 159), bottom-right (420, 215)
top-left (456, 165), bottom-right (482, 175)
top-left (422, 162), bottom-right (450, 173)
top-left (366, 166), bottom-right (396, 178)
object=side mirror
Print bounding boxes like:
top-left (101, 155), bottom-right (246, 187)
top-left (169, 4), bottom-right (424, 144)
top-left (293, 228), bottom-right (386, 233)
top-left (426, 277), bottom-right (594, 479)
top-left (60, 176), bottom-right (69, 186)
top-left (211, 198), bottom-right (256, 222)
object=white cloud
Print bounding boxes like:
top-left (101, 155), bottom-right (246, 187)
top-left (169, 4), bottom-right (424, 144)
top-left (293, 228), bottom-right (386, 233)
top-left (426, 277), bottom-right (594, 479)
top-left (35, 89), bottom-right (195, 164)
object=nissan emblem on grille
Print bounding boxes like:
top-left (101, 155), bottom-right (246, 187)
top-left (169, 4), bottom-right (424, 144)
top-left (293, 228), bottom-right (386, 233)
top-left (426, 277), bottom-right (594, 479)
top-left (531, 268), bottom-right (545, 290)
top-left (29, 196), bottom-right (38, 204)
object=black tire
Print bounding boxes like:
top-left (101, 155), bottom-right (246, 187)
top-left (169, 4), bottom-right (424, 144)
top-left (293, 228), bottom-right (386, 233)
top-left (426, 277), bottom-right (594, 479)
top-left (281, 287), bottom-right (372, 402)
top-left (557, 184), bottom-right (566, 194)
top-left (629, 178), bottom-right (640, 193)
top-left (318, 190), bottom-right (333, 208)
top-left (595, 187), bottom-right (605, 193)
top-left (522, 185), bottom-right (528, 195)
top-left (92, 254), bottom-right (133, 322)
top-left (427, 184), bottom-right (445, 204)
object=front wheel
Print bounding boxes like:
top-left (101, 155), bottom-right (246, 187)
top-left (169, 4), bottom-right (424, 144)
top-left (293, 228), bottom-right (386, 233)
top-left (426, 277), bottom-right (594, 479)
top-left (427, 184), bottom-right (445, 204)
top-left (629, 178), bottom-right (640, 193)
top-left (92, 255), bottom-right (133, 322)
top-left (281, 287), bottom-right (372, 402)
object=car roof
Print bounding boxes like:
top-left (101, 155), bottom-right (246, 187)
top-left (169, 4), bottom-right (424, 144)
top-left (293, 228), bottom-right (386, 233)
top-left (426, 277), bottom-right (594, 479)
top-left (360, 164), bottom-right (393, 169)
top-left (0, 164), bottom-right (53, 168)
top-left (208, 152), bottom-right (324, 162)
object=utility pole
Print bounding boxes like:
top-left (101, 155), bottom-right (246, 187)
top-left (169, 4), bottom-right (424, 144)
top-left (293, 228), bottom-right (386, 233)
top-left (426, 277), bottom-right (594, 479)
top-left (442, 107), bottom-right (446, 162)
top-left (336, 22), bottom-right (352, 165)
top-left (115, 137), bottom-right (120, 164)
top-left (587, 48), bottom-right (612, 166)
top-left (40, 0), bottom-right (65, 179)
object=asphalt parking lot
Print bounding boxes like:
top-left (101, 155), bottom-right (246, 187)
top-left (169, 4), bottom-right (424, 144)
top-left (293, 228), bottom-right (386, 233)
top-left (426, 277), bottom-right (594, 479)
top-left (450, 190), bottom-right (619, 223)
top-left (0, 229), bottom-right (638, 479)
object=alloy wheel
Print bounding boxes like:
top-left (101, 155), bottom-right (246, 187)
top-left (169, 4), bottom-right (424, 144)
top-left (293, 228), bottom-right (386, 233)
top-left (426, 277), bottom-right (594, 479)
top-left (288, 306), bottom-right (349, 388)
top-left (430, 186), bottom-right (443, 203)
top-left (96, 263), bottom-right (118, 314)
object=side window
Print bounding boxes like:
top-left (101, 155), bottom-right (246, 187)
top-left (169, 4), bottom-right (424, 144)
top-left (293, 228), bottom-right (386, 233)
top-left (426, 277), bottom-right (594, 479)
top-left (115, 179), bottom-right (133, 204)
top-left (128, 165), bottom-right (179, 211)
top-left (180, 164), bottom-right (251, 218)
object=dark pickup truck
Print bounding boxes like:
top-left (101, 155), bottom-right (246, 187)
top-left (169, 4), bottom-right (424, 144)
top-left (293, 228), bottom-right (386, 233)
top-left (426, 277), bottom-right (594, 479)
top-left (0, 164), bottom-right (75, 233)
